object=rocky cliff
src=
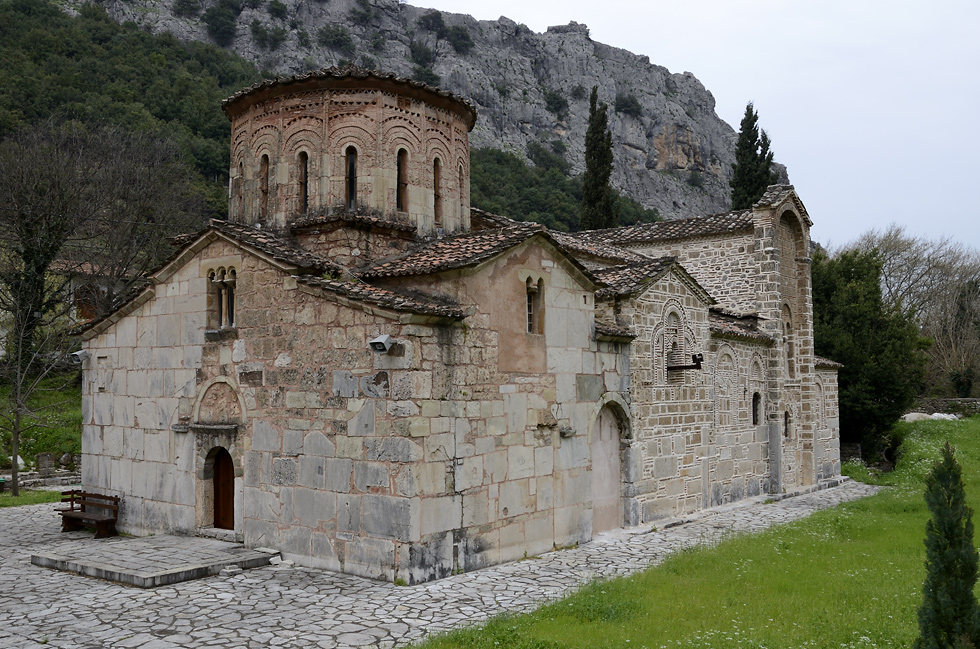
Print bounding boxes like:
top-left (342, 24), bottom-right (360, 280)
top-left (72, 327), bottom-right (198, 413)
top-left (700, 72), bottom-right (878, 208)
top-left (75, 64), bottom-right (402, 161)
top-left (67, 0), bottom-right (774, 219)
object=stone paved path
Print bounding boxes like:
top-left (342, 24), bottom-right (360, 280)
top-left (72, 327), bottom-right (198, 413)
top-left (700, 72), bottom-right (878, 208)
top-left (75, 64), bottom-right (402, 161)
top-left (0, 480), bottom-right (879, 649)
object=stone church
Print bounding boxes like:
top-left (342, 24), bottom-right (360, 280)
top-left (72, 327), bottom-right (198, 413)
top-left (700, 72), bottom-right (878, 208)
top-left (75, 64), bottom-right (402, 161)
top-left (78, 66), bottom-right (841, 584)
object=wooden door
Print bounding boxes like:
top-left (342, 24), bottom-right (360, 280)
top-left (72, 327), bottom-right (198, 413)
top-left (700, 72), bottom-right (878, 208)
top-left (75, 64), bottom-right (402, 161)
top-left (591, 407), bottom-right (622, 534)
top-left (213, 448), bottom-right (234, 530)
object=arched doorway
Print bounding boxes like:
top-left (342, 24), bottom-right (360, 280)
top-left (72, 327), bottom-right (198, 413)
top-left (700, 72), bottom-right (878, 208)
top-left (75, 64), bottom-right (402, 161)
top-left (591, 406), bottom-right (623, 534)
top-left (212, 448), bottom-right (234, 530)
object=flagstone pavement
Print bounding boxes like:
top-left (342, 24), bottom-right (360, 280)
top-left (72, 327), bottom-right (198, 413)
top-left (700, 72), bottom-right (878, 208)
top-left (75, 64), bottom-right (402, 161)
top-left (0, 479), bottom-right (879, 649)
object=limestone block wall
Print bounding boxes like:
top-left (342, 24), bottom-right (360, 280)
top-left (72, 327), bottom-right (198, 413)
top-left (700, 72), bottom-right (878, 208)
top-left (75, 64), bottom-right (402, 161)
top-left (227, 86), bottom-right (471, 236)
top-left (612, 271), bottom-right (777, 521)
top-left (292, 223), bottom-right (416, 269)
top-left (80, 249), bottom-right (211, 535)
top-left (628, 231), bottom-right (759, 314)
top-left (814, 368), bottom-right (841, 481)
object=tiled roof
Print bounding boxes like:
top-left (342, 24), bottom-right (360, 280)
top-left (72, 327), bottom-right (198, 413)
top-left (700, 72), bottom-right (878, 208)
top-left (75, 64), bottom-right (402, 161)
top-left (815, 355), bottom-right (843, 369)
top-left (583, 211), bottom-right (755, 246)
top-left (359, 222), bottom-right (545, 278)
top-left (595, 322), bottom-right (636, 340)
top-left (295, 276), bottom-right (465, 318)
top-left (291, 211), bottom-right (417, 234)
top-left (708, 311), bottom-right (773, 344)
top-left (469, 208), bottom-right (522, 231)
top-left (210, 220), bottom-right (343, 275)
top-left (222, 65), bottom-right (477, 129)
top-left (592, 257), bottom-right (677, 297)
top-left (548, 231), bottom-right (648, 266)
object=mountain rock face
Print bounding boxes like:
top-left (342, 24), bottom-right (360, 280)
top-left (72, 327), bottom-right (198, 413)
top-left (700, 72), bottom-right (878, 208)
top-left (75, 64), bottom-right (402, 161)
top-left (66, 0), bottom-right (779, 219)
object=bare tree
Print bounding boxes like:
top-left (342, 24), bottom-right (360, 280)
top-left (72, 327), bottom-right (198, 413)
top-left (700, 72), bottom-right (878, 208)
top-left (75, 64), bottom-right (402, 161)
top-left (0, 120), bottom-right (204, 494)
top-left (851, 225), bottom-right (980, 397)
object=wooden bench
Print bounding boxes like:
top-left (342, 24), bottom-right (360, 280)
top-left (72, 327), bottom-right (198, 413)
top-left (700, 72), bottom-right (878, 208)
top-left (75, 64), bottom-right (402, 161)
top-left (59, 490), bottom-right (120, 539)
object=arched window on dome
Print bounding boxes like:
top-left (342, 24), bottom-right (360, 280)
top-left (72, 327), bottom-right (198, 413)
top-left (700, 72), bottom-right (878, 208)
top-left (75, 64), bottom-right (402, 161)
top-left (345, 146), bottom-right (358, 211)
top-left (297, 151), bottom-right (309, 215)
top-left (396, 149), bottom-right (408, 212)
top-left (458, 164), bottom-right (466, 221)
top-left (433, 157), bottom-right (442, 228)
top-left (259, 154), bottom-right (270, 219)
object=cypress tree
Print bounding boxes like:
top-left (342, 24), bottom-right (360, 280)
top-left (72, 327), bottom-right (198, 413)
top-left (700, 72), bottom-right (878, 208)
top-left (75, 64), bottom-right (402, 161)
top-left (915, 442), bottom-right (980, 649)
top-left (729, 102), bottom-right (778, 210)
top-left (580, 86), bottom-right (617, 230)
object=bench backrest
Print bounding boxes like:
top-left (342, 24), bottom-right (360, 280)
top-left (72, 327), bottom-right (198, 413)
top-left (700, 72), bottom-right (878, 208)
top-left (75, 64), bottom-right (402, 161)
top-left (61, 490), bottom-right (120, 514)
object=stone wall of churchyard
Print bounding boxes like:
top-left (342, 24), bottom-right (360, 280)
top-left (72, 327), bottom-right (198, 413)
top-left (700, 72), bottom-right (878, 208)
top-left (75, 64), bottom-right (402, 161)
top-left (629, 231), bottom-right (760, 314)
top-left (614, 271), bottom-right (773, 521)
top-left (84, 237), bottom-right (630, 584)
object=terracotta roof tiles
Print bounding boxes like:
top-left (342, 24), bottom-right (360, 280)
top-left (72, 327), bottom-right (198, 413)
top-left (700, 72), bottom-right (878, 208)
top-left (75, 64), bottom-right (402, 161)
top-left (211, 220), bottom-right (343, 275)
top-left (359, 222), bottom-right (545, 278)
top-left (291, 211), bottom-right (417, 234)
top-left (548, 231), bottom-right (648, 266)
top-left (592, 257), bottom-right (677, 297)
top-left (583, 211), bottom-right (755, 246)
top-left (295, 276), bottom-right (465, 318)
top-left (708, 311), bottom-right (773, 344)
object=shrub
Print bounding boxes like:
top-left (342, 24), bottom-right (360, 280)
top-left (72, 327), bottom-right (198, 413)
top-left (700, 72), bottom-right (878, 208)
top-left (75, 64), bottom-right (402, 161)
top-left (543, 88), bottom-right (568, 119)
top-left (412, 65), bottom-right (439, 86)
top-left (296, 29), bottom-right (310, 49)
top-left (570, 84), bottom-right (586, 100)
top-left (614, 92), bottom-right (643, 118)
top-left (251, 20), bottom-right (287, 51)
top-left (409, 39), bottom-right (434, 67)
top-left (172, 0), bottom-right (201, 18)
top-left (203, 4), bottom-right (238, 47)
top-left (417, 9), bottom-right (445, 33)
top-left (267, 0), bottom-right (287, 20)
top-left (528, 140), bottom-right (570, 175)
top-left (349, 0), bottom-right (374, 25)
top-left (369, 31), bottom-right (385, 52)
top-left (317, 24), bottom-right (355, 57)
top-left (686, 170), bottom-right (704, 189)
top-left (359, 55), bottom-right (376, 69)
top-left (444, 25), bottom-right (473, 54)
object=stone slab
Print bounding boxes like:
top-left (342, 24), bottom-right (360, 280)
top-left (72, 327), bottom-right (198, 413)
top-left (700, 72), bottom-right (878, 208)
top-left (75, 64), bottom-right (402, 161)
top-left (31, 534), bottom-right (276, 588)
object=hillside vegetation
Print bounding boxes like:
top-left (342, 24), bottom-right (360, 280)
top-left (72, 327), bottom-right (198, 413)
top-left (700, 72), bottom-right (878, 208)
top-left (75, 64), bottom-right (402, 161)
top-left (0, 0), bottom-right (657, 230)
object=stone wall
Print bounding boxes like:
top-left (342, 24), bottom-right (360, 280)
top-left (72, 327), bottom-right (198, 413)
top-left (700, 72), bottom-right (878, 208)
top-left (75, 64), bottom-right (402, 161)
top-left (911, 398), bottom-right (980, 416)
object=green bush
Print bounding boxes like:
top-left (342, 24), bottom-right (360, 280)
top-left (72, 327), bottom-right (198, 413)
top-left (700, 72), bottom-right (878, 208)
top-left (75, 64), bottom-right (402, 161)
top-left (412, 65), bottom-right (440, 87)
top-left (614, 92), bottom-right (643, 118)
top-left (417, 9), bottom-right (445, 33)
top-left (267, 0), bottom-right (287, 20)
top-left (251, 20), bottom-right (287, 51)
top-left (172, 0), bottom-right (200, 18)
top-left (317, 24), bottom-right (355, 57)
top-left (543, 88), bottom-right (568, 119)
top-left (369, 31), bottom-right (385, 52)
top-left (349, 0), bottom-right (374, 25)
top-left (571, 84), bottom-right (587, 100)
top-left (409, 39), bottom-right (434, 67)
top-left (686, 170), bottom-right (704, 189)
top-left (296, 29), bottom-right (310, 48)
top-left (444, 25), bottom-right (473, 54)
top-left (203, 4), bottom-right (238, 46)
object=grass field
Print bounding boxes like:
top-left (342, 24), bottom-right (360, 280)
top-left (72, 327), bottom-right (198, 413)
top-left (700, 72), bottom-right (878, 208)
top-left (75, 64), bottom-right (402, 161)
top-left (0, 372), bottom-right (82, 468)
top-left (416, 418), bottom-right (978, 649)
top-left (0, 488), bottom-right (62, 508)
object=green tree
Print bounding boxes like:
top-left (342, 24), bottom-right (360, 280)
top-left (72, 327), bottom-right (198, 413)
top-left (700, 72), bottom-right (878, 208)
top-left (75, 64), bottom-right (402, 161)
top-left (915, 442), bottom-right (980, 649)
top-left (580, 86), bottom-right (617, 230)
top-left (729, 102), bottom-right (778, 210)
top-left (811, 247), bottom-right (929, 455)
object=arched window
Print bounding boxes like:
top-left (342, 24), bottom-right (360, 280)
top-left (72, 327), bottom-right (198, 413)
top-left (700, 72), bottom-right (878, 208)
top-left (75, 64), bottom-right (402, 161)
top-left (297, 151), bottom-right (309, 215)
top-left (784, 411), bottom-right (792, 438)
top-left (396, 148), bottom-right (408, 212)
top-left (526, 277), bottom-right (544, 334)
top-left (345, 146), bottom-right (357, 211)
top-left (208, 267), bottom-right (237, 329)
top-left (782, 304), bottom-right (796, 380)
top-left (458, 164), bottom-right (466, 220)
top-left (259, 155), bottom-right (270, 219)
top-left (433, 157), bottom-right (442, 228)
top-left (752, 392), bottom-right (762, 425)
top-left (236, 161), bottom-right (244, 219)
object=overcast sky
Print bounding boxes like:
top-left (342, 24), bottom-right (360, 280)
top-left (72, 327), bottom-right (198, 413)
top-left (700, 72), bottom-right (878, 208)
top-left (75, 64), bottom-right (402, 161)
top-left (417, 0), bottom-right (980, 249)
